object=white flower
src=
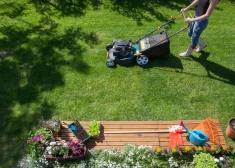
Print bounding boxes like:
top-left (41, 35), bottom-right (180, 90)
top-left (219, 157), bottom-right (224, 161)
top-left (214, 158), bottom-right (219, 163)
top-left (50, 141), bottom-right (56, 145)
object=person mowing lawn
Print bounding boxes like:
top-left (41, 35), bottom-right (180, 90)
top-left (179, 0), bottom-right (219, 57)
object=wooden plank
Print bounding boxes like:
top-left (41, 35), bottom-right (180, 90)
top-left (57, 120), bottom-right (227, 150)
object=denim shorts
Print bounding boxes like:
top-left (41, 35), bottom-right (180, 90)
top-left (188, 14), bottom-right (208, 47)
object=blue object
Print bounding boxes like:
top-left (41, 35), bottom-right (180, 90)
top-left (184, 125), bottom-right (210, 146)
top-left (69, 124), bottom-right (76, 131)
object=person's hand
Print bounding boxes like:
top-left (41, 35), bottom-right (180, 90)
top-left (184, 17), bottom-right (194, 23)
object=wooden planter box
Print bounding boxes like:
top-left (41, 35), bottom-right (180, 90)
top-left (45, 146), bottom-right (87, 161)
top-left (69, 120), bottom-right (90, 143)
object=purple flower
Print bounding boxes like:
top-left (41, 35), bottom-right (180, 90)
top-left (33, 135), bottom-right (40, 141)
top-left (63, 155), bottom-right (67, 159)
top-left (227, 160), bottom-right (230, 164)
top-left (26, 139), bottom-right (31, 144)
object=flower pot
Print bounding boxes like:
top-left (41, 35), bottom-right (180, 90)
top-left (45, 145), bottom-right (87, 161)
top-left (226, 118), bottom-right (235, 139)
top-left (51, 125), bottom-right (61, 138)
top-left (91, 134), bottom-right (100, 139)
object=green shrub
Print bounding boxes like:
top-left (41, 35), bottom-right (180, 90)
top-left (193, 153), bottom-right (217, 168)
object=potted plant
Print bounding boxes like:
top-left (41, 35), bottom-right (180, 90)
top-left (39, 116), bottom-right (61, 138)
top-left (226, 118), bottom-right (235, 139)
top-left (44, 139), bottom-right (87, 161)
top-left (88, 120), bottom-right (101, 138)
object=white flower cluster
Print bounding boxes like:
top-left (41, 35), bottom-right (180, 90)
top-left (45, 140), bottom-right (68, 155)
top-left (168, 157), bottom-right (179, 167)
top-left (17, 155), bottom-right (49, 168)
top-left (77, 144), bottom-right (155, 168)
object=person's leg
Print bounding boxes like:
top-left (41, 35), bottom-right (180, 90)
top-left (188, 21), bottom-right (195, 38)
top-left (196, 38), bottom-right (207, 52)
top-left (179, 22), bottom-right (196, 57)
top-left (191, 19), bottom-right (208, 47)
top-left (179, 17), bottom-right (208, 57)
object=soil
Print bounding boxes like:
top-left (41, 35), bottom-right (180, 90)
top-left (229, 119), bottom-right (235, 131)
top-left (71, 123), bottom-right (89, 142)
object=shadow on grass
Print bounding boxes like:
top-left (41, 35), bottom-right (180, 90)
top-left (190, 52), bottom-right (235, 85)
top-left (28, 0), bottom-right (190, 26)
top-left (109, 0), bottom-right (189, 26)
top-left (113, 54), bottom-right (183, 71)
top-left (0, 2), bottom-right (101, 167)
top-left (142, 54), bottom-right (183, 71)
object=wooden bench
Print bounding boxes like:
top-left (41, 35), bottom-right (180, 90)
top-left (56, 120), bottom-right (226, 150)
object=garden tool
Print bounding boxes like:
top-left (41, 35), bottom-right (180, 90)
top-left (179, 121), bottom-right (210, 146)
top-left (70, 112), bottom-right (80, 127)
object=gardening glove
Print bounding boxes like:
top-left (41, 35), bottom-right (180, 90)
top-left (169, 125), bottom-right (184, 148)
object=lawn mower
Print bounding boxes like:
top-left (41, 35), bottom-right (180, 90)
top-left (105, 11), bottom-right (189, 67)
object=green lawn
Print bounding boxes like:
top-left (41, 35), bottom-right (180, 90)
top-left (0, 0), bottom-right (235, 167)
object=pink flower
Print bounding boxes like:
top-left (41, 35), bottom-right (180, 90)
top-left (67, 142), bottom-right (71, 148)
top-left (40, 134), bottom-right (45, 140)
top-left (26, 139), bottom-right (31, 144)
top-left (33, 135), bottom-right (40, 141)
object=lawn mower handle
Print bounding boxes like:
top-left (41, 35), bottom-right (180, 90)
top-left (135, 17), bottom-right (176, 43)
top-left (181, 10), bottom-right (188, 19)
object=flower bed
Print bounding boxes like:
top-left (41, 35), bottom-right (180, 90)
top-left (22, 143), bottom-right (235, 167)
top-left (156, 145), bottom-right (234, 156)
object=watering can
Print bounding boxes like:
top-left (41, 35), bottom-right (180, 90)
top-left (179, 121), bottom-right (210, 146)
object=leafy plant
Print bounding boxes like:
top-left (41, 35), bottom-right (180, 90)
top-left (26, 127), bottom-right (52, 159)
top-left (88, 120), bottom-right (100, 136)
top-left (193, 153), bottom-right (217, 168)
